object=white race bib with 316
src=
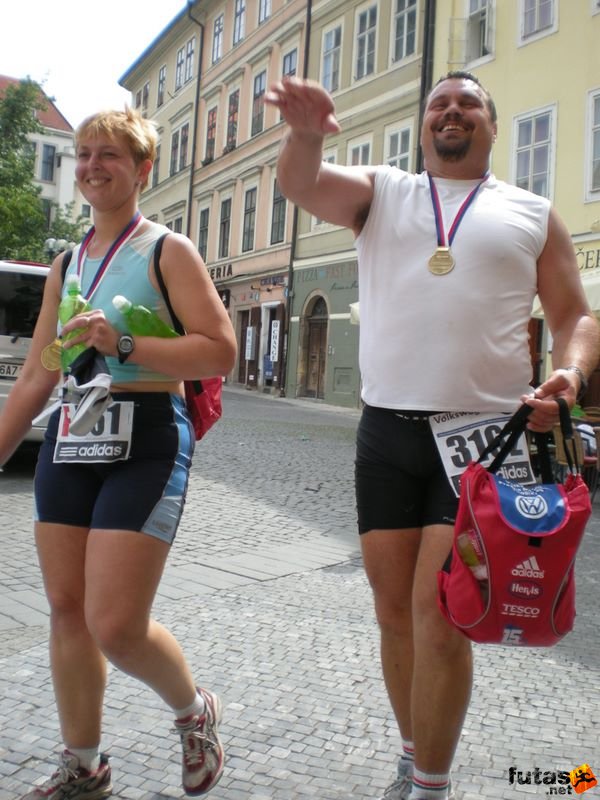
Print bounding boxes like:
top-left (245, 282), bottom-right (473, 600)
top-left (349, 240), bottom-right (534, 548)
top-left (429, 411), bottom-right (535, 497)
top-left (53, 402), bottom-right (134, 463)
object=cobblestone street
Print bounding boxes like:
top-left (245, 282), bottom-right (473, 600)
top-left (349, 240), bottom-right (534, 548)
top-left (0, 387), bottom-right (598, 799)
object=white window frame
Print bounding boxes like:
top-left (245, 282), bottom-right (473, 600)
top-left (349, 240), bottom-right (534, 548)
top-left (197, 206), bottom-right (210, 262)
top-left (518, 0), bottom-right (558, 46)
top-left (321, 21), bottom-right (343, 93)
top-left (465, 0), bottom-right (495, 64)
top-left (233, 0), bottom-right (246, 46)
top-left (212, 14), bottom-right (224, 63)
top-left (218, 194), bottom-right (233, 259)
top-left (391, 0), bottom-right (417, 65)
top-left (250, 68), bottom-right (268, 137)
top-left (385, 121), bottom-right (413, 171)
top-left (184, 37), bottom-right (195, 83)
top-left (157, 65), bottom-right (167, 107)
top-left (269, 179), bottom-right (287, 245)
top-left (348, 136), bottom-right (372, 167)
top-left (353, 2), bottom-right (378, 82)
top-left (510, 104), bottom-right (556, 201)
top-left (175, 47), bottom-right (185, 90)
top-left (282, 47), bottom-right (298, 78)
top-left (241, 183), bottom-right (258, 253)
top-left (585, 89), bottom-right (600, 202)
top-left (258, 0), bottom-right (271, 24)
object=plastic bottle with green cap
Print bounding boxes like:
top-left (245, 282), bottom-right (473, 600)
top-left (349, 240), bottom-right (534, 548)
top-left (112, 295), bottom-right (179, 338)
top-left (58, 275), bottom-right (93, 370)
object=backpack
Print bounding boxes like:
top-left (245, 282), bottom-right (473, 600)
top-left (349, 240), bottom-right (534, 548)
top-left (437, 399), bottom-right (591, 647)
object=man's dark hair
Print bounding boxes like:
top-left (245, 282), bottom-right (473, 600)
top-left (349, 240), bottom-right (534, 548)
top-left (427, 70), bottom-right (497, 123)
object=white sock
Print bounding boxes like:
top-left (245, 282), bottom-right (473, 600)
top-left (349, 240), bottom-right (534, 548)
top-left (174, 690), bottom-right (206, 721)
top-left (409, 767), bottom-right (451, 799)
top-left (399, 738), bottom-right (415, 775)
top-left (66, 746), bottom-right (101, 773)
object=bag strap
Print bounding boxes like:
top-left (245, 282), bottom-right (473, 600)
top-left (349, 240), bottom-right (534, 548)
top-left (152, 233), bottom-right (204, 395)
top-left (152, 233), bottom-right (184, 335)
top-left (60, 249), bottom-right (73, 283)
top-left (479, 397), bottom-right (578, 478)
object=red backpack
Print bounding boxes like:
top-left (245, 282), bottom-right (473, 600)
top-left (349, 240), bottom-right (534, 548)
top-left (437, 400), bottom-right (591, 647)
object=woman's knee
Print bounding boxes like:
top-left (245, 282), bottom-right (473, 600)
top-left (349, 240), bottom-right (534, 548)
top-left (86, 609), bottom-right (147, 661)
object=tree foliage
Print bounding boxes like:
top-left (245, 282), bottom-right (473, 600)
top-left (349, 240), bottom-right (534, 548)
top-left (0, 79), bottom-right (86, 262)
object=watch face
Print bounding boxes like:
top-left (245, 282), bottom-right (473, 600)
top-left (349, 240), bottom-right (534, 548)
top-left (118, 335), bottom-right (134, 360)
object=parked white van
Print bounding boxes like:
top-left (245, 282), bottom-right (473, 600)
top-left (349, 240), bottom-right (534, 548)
top-left (0, 259), bottom-right (57, 444)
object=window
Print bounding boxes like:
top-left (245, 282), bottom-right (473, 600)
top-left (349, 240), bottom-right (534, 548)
top-left (41, 144), bottom-right (56, 181)
top-left (157, 66), bottom-right (166, 107)
top-left (206, 108), bottom-right (217, 162)
top-left (393, 0), bottom-right (416, 62)
top-left (270, 182), bottom-right (286, 244)
top-left (467, 0), bottom-right (493, 61)
top-left (185, 38), bottom-right (195, 83)
top-left (242, 187), bottom-right (257, 252)
top-left (386, 126), bottom-right (411, 170)
top-left (350, 141), bottom-right (371, 166)
top-left (314, 152), bottom-right (336, 225)
top-left (589, 91), bottom-right (600, 195)
top-left (179, 123), bottom-right (189, 171)
top-left (356, 5), bottom-right (377, 80)
top-left (322, 26), bottom-right (342, 93)
top-left (226, 90), bottom-right (239, 151)
top-left (81, 204), bottom-right (91, 219)
top-left (212, 15), bottom-right (224, 63)
top-left (152, 144), bottom-right (161, 188)
top-left (251, 70), bottom-right (267, 136)
top-left (135, 90), bottom-right (142, 109)
top-left (142, 82), bottom-right (150, 113)
top-left (282, 48), bottom-right (297, 78)
top-left (233, 0), bottom-right (246, 45)
top-left (198, 207), bottom-right (210, 261)
top-left (219, 198), bottom-right (232, 258)
top-left (170, 130), bottom-right (180, 176)
top-left (515, 109), bottom-right (552, 198)
top-left (521, 0), bottom-right (554, 38)
top-left (258, 0), bottom-right (271, 24)
top-left (175, 47), bottom-right (185, 90)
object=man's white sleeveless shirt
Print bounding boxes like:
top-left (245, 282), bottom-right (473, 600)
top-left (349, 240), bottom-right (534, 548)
top-left (354, 167), bottom-right (551, 412)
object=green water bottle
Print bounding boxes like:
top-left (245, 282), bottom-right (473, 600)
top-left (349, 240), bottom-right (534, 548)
top-left (112, 295), bottom-right (179, 338)
top-left (58, 275), bottom-right (93, 370)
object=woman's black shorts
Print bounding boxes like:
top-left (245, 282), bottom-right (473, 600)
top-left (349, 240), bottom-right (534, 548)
top-left (34, 392), bottom-right (194, 544)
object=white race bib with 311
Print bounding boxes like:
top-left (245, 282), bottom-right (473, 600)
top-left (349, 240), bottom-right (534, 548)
top-left (53, 402), bottom-right (134, 463)
top-left (429, 411), bottom-right (535, 497)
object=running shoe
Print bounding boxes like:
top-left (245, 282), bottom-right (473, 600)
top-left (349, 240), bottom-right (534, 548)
top-left (174, 687), bottom-right (224, 796)
top-left (380, 772), bottom-right (412, 800)
top-left (19, 751), bottom-right (111, 799)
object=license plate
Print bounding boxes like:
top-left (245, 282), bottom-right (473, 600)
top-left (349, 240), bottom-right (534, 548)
top-left (0, 361), bottom-right (22, 378)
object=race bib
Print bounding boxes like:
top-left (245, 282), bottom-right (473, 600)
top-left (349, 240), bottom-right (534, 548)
top-left (430, 411), bottom-right (535, 497)
top-left (53, 402), bottom-right (134, 463)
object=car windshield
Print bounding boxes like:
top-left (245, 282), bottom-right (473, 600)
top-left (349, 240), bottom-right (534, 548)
top-left (0, 272), bottom-right (45, 339)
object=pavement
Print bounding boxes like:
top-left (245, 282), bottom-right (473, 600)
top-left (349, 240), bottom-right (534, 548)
top-left (0, 386), bottom-right (598, 799)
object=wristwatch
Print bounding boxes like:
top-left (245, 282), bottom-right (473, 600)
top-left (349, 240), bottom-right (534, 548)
top-left (117, 334), bottom-right (135, 364)
top-left (565, 365), bottom-right (588, 401)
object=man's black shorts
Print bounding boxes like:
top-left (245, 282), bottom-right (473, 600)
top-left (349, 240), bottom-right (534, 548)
top-left (355, 404), bottom-right (458, 534)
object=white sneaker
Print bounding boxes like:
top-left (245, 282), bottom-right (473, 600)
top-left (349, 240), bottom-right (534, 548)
top-left (174, 687), bottom-right (224, 796)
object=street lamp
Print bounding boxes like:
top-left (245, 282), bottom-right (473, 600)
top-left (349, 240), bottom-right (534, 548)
top-left (44, 238), bottom-right (75, 262)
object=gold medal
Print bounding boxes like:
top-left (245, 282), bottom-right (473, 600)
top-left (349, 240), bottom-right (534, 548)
top-left (41, 339), bottom-right (63, 371)
top-left (428, 246), bottom-right (455, 276)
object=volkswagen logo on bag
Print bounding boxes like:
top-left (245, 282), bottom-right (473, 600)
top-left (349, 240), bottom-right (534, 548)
top-left (515, 494), bottom-right (548, 519)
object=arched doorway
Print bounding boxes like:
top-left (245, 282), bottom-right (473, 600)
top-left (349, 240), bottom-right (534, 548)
top-left (304, 296), bottom-right (328, 399)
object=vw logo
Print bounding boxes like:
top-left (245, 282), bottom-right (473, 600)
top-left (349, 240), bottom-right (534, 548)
top-left (515, 494), bottom-right (548, 519)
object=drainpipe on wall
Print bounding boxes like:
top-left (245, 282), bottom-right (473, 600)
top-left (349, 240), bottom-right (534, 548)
top-left (186, 0), bottom-right (204, 238)
top-left (416, 0), bottom-right (436, 173)
top-left (279, 0), bottom-right (312, 398)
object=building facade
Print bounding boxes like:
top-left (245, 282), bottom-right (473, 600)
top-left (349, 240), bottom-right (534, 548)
top-left (120, 0), bottom-right (308, 393)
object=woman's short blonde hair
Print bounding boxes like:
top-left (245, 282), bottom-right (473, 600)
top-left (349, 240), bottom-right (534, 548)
top-left (75, 107), bottom-right (158, 188)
